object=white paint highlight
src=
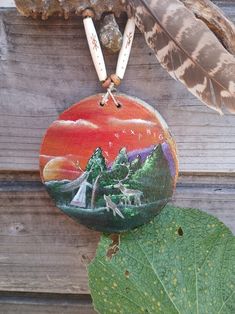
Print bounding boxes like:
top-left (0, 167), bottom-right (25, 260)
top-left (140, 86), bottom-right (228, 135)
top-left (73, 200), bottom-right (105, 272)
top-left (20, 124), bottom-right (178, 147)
top-left (114, 133), bottom-right (120, 139)
top-left (109, 117), bottom-right (156, 126)
top-left (53, 119), bottom-right (98, 129)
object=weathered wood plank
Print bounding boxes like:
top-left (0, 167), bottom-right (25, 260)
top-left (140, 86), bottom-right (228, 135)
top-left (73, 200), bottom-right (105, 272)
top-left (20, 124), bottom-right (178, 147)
top-left (0, 189), bottom-right (99, 294)
top-left (0, 304), bottom-right (95, 314)
top-left (0, 175), bottom-right (234, 294)
top-left (0, 292), bottom-right (95, 314)
top-left (0, 1), bottom-right (15, 7)
top-left (0, 3), bottom-right (235, 173)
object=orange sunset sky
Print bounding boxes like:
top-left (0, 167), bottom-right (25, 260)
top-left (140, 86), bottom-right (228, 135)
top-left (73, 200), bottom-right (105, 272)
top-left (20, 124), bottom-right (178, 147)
top-left (40, 94), bottom-right (172, 181)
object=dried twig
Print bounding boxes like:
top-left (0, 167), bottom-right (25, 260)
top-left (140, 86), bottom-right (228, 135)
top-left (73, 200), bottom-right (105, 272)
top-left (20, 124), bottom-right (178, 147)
top-left (14, 0), bottom-right (235, 54)
top-left (14, 0), bottom-right (128, 20)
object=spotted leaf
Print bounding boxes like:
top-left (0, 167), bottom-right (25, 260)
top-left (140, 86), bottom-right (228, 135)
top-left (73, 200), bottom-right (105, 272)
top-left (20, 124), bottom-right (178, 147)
top-left (89, 205), bottom-right (235, 313)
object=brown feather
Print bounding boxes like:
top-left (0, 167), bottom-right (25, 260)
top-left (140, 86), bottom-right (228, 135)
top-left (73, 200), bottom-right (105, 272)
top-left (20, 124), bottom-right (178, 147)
top-left (129, 0), bottom-right (235, 114)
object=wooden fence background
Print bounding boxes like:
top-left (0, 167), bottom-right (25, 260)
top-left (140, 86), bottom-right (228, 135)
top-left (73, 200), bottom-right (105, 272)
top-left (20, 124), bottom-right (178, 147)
top-left (0, 1), bottom-right (234, 312)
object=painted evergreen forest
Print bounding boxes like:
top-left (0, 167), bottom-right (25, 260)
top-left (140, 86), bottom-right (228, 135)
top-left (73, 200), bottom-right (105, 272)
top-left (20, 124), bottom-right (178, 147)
top-left (45, 144), bottom-right (174, 231)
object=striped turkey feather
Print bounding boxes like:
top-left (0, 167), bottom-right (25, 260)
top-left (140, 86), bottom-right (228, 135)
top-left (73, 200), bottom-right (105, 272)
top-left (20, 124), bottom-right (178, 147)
top-left (129, 0), bottom-right (235, 114)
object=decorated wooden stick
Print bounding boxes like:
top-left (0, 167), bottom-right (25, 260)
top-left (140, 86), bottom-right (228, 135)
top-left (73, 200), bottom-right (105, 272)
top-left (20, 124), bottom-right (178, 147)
top-left (83, 11), bottom-right (107, 82)
top-left (83, 12), bottom-right (136, 107)
top-left (116, 17), bottom-right (135, 80)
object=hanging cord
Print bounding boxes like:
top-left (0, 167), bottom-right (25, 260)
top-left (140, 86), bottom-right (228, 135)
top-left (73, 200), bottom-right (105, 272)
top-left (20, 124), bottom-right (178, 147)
top-left (82, 9), bottom-right (136, 108)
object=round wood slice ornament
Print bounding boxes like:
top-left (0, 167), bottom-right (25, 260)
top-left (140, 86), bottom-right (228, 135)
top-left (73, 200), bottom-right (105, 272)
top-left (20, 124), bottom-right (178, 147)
top-left (40, 94), bottom-right (178, 233)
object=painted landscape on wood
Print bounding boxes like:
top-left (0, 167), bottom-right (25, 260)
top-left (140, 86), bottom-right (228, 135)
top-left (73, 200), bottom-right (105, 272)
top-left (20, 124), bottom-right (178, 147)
top-left (40, 94), bottom-right (178, 232)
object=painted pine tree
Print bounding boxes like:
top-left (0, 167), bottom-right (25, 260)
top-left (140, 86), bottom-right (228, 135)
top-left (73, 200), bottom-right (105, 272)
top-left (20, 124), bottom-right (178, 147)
top-left (86, 148), bottom-right (107, 182)
top-left (130, 155), bottom-right (142, 173)
top-left (132, 145), bottom-right (173, 202)
top-left (112, 147), bottom-right (129, 168)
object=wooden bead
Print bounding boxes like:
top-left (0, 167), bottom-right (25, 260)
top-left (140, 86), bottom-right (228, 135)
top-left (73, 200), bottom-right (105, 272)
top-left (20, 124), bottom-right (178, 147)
top-left (102, 77), bottom-right (112, 89)
top-left (110, 74), bottom-right (121, 86)
top-left (82, 9), bottom-right (95, 19)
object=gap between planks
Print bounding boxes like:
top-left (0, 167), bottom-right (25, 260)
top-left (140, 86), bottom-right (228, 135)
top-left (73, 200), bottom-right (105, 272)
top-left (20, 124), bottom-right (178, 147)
top-left (0, 291), bottom-right (95, 314)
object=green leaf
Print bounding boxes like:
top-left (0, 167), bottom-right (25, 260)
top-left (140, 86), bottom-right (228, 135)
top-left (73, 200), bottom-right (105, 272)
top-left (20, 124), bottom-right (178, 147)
top-left (88, 206), bottom-right (235, 314)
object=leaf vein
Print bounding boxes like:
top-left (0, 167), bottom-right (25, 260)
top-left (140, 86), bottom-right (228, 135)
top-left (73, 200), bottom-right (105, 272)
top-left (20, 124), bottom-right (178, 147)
top-left (218, 290), bottom-right (235, 313)
top-left (198, 231), bottom-right (222, 273)
top-left (133, 233), bottom-right (181, 314)
top-left (96, 259), bottom-right (153, 313)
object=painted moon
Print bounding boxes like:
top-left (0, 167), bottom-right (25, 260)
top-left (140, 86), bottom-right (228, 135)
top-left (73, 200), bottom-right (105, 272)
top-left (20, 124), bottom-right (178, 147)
top-left (40, 94), bottom-right (178, 233)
